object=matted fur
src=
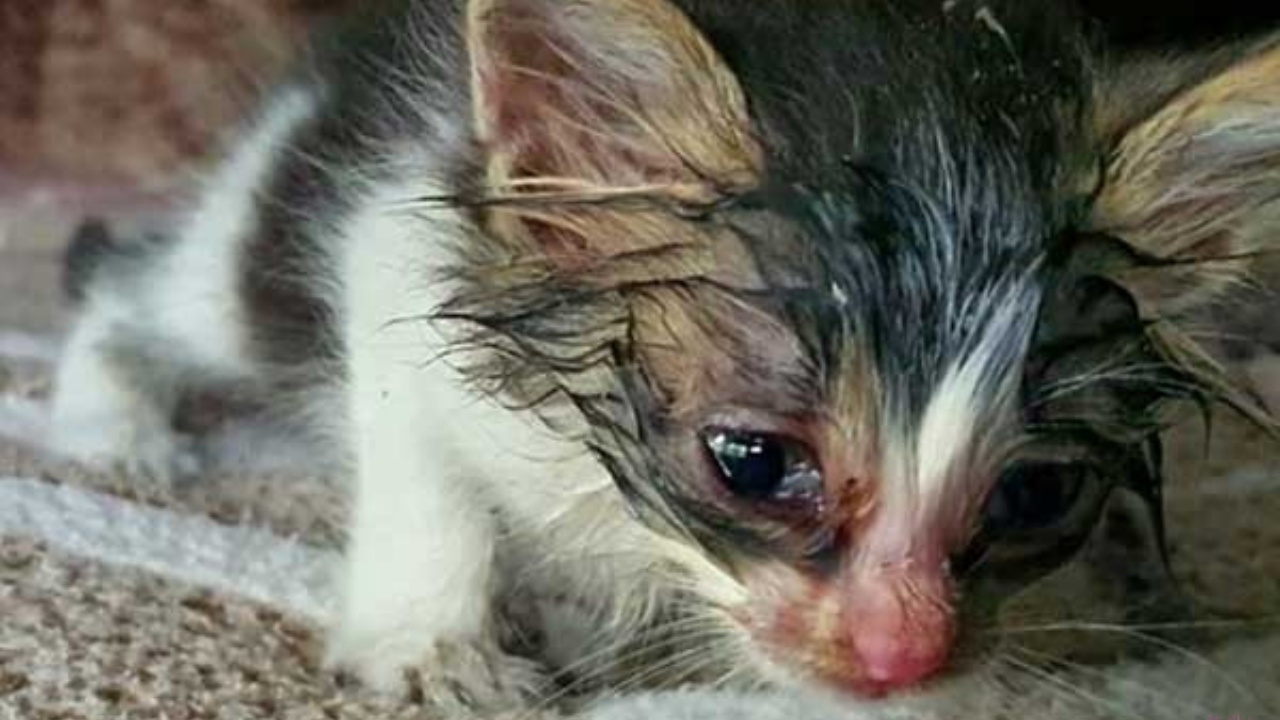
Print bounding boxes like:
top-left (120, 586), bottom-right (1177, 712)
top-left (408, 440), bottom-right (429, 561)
top-left (42, 0), bottom-right (1280, 708)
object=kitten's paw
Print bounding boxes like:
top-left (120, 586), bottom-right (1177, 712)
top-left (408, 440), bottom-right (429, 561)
top-left (327, 632), bottom-right (547, 713)
top-left (47, 415), bottom-right (201, 483)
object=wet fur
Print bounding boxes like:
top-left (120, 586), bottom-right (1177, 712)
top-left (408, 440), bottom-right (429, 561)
top-left (47, 0), bottom-right (1280, 711)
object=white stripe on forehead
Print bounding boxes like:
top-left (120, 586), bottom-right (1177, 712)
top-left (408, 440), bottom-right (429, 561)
top-left (872, 289), bottom-right (1034, 556)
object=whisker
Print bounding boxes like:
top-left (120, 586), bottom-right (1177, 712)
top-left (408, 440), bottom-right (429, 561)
top-left (552, 615), bottom-right (729, 682)
top-left (1009, 644), bottom-right (1217, 718)
top-left (995, 615), bottom-right (1280, 635)
top-left (992, 622), bottom-right (1268, 708)
top-left (608, 641), bottom-right (735, 696)
top-left (526, 619), bottom-right (739, 715)
top-left (553, 634), bottom-right (738, 720)
top-left (994, 651), bottom-right (1150, 719)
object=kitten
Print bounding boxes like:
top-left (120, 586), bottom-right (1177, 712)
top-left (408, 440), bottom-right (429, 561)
top-left (46, 0), bottom-right (1280, 712)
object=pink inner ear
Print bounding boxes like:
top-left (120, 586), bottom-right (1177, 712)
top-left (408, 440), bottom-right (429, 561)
top-left (474, 3), bottom-right (642, 180)
top-left (474, 7), bottom-right (568, 156)
top-left (471, 0), bottom-right (753, 189)
top-left (468, 0), bottom-right (760, 265)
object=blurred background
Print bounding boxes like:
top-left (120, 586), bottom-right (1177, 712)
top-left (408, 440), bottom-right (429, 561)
top-left (0, 0), bottom-right (1277, 213)
top-left (0, 0), bottom-right (1278, 343)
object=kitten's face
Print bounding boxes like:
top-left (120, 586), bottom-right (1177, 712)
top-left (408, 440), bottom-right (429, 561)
top-left (455, 0), bottom-right (1280, 699)
top-left (593, 187), bottom-right (1158, 695)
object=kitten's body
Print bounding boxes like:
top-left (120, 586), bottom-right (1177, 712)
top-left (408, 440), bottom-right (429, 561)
top-left (47, 0), bottom-right (1280, 712)
top-left (50, 4), bottom-right (711, 701)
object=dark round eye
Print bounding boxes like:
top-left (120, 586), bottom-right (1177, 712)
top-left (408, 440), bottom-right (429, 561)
top-left (982, 462), bottom-right (1088, 535)
top-left (701, 428), bottom-right (821, 502)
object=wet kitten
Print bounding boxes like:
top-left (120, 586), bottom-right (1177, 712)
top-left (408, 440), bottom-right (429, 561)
top-left (47, 0), bottom-right (1280, 712)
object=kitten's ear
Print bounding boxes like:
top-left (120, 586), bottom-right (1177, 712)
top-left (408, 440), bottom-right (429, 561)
top-left (466, 0), bottom-right (760, 256)
top-left (1090, 37), bottom-right (1280, 317)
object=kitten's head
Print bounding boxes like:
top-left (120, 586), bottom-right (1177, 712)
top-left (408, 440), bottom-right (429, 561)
top-left (442, 0), bottom-right (1280, 698)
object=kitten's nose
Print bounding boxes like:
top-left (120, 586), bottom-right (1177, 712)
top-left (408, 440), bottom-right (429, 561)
top-left (837, 564), bottom-right (956, 695)
top-left (851, 620), bottom-right (952, 693)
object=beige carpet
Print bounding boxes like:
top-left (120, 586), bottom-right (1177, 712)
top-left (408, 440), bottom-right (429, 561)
top-left (0, 209), bottom-right (419, 719)
top-left (1, 206), bottom-right (1279, 720)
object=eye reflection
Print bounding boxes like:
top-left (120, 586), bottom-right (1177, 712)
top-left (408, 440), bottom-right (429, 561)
top-left (702, 428), bottom-right (822, 503)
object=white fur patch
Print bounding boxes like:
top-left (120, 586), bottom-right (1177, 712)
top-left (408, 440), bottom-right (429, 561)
top-left (46, 89), bottom-right (319, 478)
top-left (328, 160), bottom-right (735, 686)
top-left (144, 86), bottom-right (320, 374)
top-left (879, 292), bottom-right (1032, 545)
top-left (331, 174), bottom-right (503, 687)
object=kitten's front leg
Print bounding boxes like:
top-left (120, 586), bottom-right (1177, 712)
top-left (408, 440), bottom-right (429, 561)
top-left (49, 284), bottom-right (199, 482)
top-left (329, 414), bottom-right (545, 711)
top-left (329, 204), bottom-right (545, 712)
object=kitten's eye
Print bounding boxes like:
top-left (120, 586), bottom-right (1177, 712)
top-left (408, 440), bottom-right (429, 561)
top-left (701, 428), bottom-right (821, 502)
top-left (982, 462), bottom-right (1088, 535)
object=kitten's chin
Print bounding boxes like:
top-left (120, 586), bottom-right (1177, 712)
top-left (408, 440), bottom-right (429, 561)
top-left (770, 664), bottom-right (988, 714)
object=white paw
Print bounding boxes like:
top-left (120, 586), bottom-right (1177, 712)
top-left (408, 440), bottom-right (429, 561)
top-left (47, 412), bottom-right (201, 483)
top-left (326, 629), bottom-right (547, 713)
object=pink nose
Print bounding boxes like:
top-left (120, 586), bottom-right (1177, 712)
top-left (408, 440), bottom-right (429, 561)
top-left (836, 565), bottom-right (956, 695)
top-left (852, 624), bottom-right (952, 692)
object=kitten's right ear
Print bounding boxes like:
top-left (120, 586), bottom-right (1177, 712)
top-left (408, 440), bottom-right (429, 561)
top-left (465, 0), bottom-right (761, 259)
top-left (1088, 36), bottom-right (1280, 423)
top-left (1090, 36), bottom-right (1280, 317)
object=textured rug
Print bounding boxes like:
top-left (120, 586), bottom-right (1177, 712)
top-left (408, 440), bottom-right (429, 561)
top-left (2, 207), bottom-right (1279, 720)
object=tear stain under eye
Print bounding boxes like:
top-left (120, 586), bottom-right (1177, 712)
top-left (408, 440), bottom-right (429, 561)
top-left (838, 475), bottom-right (877, 521)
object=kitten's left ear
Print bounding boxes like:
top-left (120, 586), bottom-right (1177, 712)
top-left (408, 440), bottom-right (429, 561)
top-left (1091, 37), bottom-right (1280, 317)
top-left (466, 0), bottom-right (760, 207)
